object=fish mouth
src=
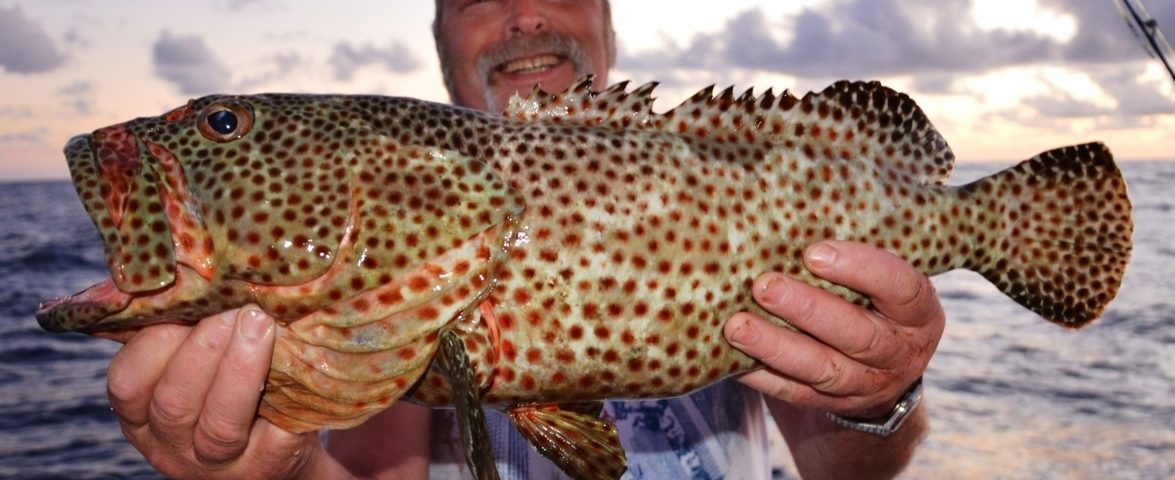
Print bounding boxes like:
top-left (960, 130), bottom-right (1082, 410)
top-left (38, 128), bottom-right (192, 334)
top-left (35, 279), bottom-right (133, 333)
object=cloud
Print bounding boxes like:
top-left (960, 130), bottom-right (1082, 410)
top-left (0, 106), bottom-right (34, 119)
top-left (226, 0), bottom-right (272, 11)
top-left (0, 128), bottom-right (49, 144)
top-left (1046, 0), bottom-right (1175, 64)
top-left (1089, 65), bottom-right (1175, 117)
top-left (152, 31), bottom-right (232, 95)
top-left (620, 0), bottom-right (1175, 79)
top-left (237, 51), bottom-right (309, 90)
top-left (619, 0), bottom-right (1175, 128)
top-left (621, 0), bottom-right (1068, 79)
top-left (328, 40), bottom-right (422, 80)
top-left (0, 5), bottom-right (67, 74)
top-left (58, 81), bottom-right (94, 115)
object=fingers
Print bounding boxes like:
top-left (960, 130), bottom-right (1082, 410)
top-left (193, 308), bottom-right (276, 465)
top-left (726, 312), bottom-right (881, 402)
top-left (747, 271), bottom-right (904, 369)
top-left (726, 240), bottom-right (947, 416)
top-left (107, 323), bottom-right (193, 428)
top-left (147, 310), bottom-right (239, 450)
top-left (105, 308), bottom-right (319, 479)
top-left (802, 240), bottom-right (941, 328)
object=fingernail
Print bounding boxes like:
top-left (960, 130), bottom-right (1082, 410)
top-left (238, 308), bottom-right (271, 341)
top-left (752, 274), bottom-right (789, 305)
top-left (806, 244), bottom-right (837, 269)
top-left (729, 317), bottom-right (760, 346)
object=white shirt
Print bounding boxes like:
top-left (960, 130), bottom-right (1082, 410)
top-left (429, 379), bottom-right (774, 480)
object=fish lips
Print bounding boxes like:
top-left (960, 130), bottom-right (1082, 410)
top-left (76, 127), bottom-right (180, 293)
top-left (40, 131), bottom-right (181, 332)
top-left (35, 279), bottom-right (132, 333)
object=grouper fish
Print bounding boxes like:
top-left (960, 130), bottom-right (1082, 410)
top-left (37, 78), bottom-right (1132, 479)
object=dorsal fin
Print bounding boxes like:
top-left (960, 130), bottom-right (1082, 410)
top-left (663, 79), bottom-right (955, 185)
top-left (508, 77), bottom-right (955, 186)
top-left (810, 80), bottom-right (955, 184)
top-left (503, 75), bottom-right (657, 130)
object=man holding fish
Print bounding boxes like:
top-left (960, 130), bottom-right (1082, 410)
top-left (105, 1), bottom-right (944, 478)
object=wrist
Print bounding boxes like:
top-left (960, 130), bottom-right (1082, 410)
top-left (855, 380), bottom-right (915, 420)
top-left (826, 377), bottom-right (924, 437)
top-left (292, 442), bottom-right (358, 480)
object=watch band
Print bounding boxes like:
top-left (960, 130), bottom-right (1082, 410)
top-left (825, 377), bottom-right (924, 437)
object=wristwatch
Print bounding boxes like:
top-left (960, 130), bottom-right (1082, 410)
top-left (825, 377), bottom-right (924, 437)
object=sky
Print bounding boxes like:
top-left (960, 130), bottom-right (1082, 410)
top-left (1, 0), bottom-right (1173, 181)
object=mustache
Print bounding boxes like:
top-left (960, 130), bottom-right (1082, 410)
top-left (475, 32), bottom-right (593, 80)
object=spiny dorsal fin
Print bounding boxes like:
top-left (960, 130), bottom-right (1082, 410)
top-left (503, 75), bottom-right (657, 130)
top-left (510, 77), bottom-right (956, 186)
top-left (663, 79), bottom-right (956, 185)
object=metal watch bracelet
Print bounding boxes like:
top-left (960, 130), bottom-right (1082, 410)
top-left (825, 377), bottom-right (924, 437)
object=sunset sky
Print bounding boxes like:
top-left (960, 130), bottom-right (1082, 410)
top-left (1, 0), bottom-right (1172, 181)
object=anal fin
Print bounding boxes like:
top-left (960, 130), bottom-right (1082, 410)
top-left (507, 403), bottom-right (627, 480)
top-left (437, 330), bottom-right (499, 480)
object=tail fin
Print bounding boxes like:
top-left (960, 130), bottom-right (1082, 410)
top-left (963, 143), bottom-right (1132, 328)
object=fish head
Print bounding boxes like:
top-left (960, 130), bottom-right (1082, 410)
top-left (37, 94), bottom-right (365, 334)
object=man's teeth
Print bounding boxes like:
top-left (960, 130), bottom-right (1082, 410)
top-left (500, 55), bottom-right (560, 75)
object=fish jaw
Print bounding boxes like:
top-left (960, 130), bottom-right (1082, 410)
top-left (40, 127), bottom-right (219, 334)
top-left (76, 126), bottom-right (178, 293)
top-left (35, 279), bottom-right (132, 333)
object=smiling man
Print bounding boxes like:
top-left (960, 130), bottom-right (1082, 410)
top-left (104, 1), bottom-right (943, 479)
top-left (435, 0), bottom-right (614, 112)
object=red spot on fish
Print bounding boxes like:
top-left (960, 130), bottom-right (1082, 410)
top-left (351, 298), bottom-right (370, 313)
top-left (408, 276), bottom-right (430, 292)
top-left (556, 349), bottom-right (574, 364)
top-left (512, 289), bottom-right (530, 304)
top-left (501, 340), bottom-right (517, 362)
top-left (621, 330), bottom-right (636, 345)
top-left (602, 349), bottom-right (619, 363)
top-left (162, 102), bottom-right (193, 123)
top-left (377, 289), bottom-right (402, 305)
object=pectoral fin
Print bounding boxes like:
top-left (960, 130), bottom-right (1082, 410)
top-left (507, 402), bottom-right (627, 480)
top-left (437, 329), bottom-right (499, 480)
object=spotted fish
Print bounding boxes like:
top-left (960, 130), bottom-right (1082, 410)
top-left (37, 79), bottom-right (1132, 480)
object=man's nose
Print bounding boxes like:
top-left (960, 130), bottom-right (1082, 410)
top-left (507, 0), bottom-right (546, 35)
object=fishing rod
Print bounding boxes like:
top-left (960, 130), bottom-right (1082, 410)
top-left (1113, 0), bottom-right (1175, 84)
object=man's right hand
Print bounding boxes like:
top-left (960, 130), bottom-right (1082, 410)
top-left (105, 307), bottom-right (337, 479)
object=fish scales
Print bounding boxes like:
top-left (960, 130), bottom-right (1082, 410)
top-left (37, 79), bottom-right (1132, 480)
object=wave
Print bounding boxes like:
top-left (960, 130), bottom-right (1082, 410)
top-left (1, 247), bottom-right (106, 274)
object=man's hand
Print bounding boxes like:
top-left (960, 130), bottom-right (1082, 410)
top-left (725, 240), bottom-right (945, 418)
top-left (105, 308), bottom-right (336, 479)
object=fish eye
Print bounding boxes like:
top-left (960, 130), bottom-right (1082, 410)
top-left (208, 110), bottom-right (238, 134)
top-left (197, 102), bottom-right (254, 142)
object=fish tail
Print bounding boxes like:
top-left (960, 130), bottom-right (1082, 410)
top-left (962, 142), bottom-right (1132, 328)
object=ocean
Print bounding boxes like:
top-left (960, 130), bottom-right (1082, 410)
top-left (1, 161), bottom-right (1172, 479)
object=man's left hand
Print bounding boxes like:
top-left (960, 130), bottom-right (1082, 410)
top-left (724, 240), bottom-right (945, 419)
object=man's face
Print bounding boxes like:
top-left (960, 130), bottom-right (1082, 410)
top-left (437, 0), bottom-right (612, 112)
